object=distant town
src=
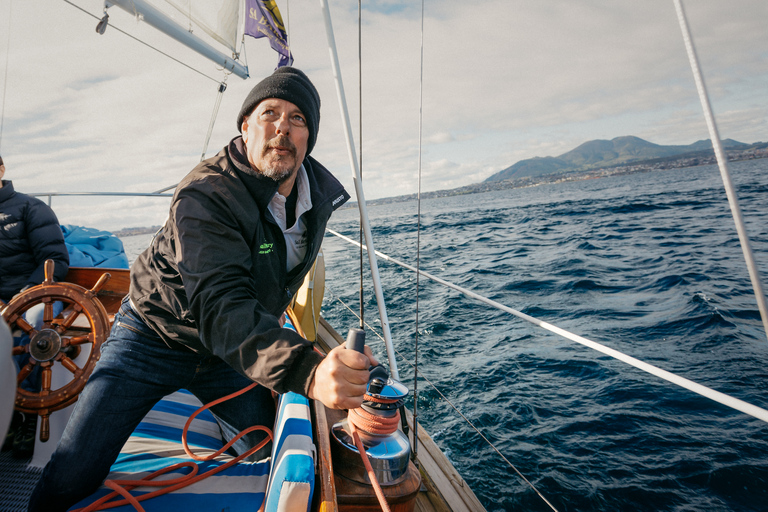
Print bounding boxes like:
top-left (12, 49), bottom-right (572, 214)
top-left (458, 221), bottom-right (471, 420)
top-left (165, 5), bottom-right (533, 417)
top-left (114, 141), bottom-right (768, 235)
top-left (347, 142), bottom-right (768, 208)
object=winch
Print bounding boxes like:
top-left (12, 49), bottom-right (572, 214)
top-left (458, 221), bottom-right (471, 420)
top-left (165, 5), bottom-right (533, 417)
top-left (330, 328), bottom-right (412, 485)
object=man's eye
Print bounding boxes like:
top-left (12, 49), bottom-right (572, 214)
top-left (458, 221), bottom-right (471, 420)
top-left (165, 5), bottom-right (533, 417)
top-left (292, 115), bottom-right (306, 126)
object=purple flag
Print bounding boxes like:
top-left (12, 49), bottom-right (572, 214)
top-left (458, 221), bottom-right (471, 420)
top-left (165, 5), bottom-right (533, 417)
top-left (244, 0), bottom-right (293, 68)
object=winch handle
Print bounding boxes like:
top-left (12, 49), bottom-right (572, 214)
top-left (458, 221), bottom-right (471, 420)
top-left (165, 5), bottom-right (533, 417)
top-left (345, 328), bottom-right (366, 353)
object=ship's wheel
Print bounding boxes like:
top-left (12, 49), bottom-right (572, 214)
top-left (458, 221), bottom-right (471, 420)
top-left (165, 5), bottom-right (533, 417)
top-left (1, 260), bottom-right (112, 442)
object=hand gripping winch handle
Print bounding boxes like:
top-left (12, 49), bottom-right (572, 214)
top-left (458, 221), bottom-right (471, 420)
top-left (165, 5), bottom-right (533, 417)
top-left (345, 328), bottom-right (366, 353)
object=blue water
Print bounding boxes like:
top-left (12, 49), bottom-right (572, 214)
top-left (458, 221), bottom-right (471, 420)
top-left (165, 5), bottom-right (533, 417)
top-left (120, 159), bottom-right (768, 511)
top-left (319, 160), bottom-right (768, 511)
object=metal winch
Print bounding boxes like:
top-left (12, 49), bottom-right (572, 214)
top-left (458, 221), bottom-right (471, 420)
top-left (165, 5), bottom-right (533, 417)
top-left (330, 328), bottom-right (411, 485)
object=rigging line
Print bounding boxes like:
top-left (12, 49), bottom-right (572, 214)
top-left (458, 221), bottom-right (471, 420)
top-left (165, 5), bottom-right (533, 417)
top-left (323, 285), bottom-right (559, 511)
top-left (326, 227), bottom-right (768, 425)
top-left (62, 0), bottom-right (220, 84)
top-left (673, 0), bottom-right (768, 343)
top-left (357, 0), bottom-right (364, 330)
top-left (412, 0), bottom-right (426, 464)
top-left (0, 0), bottom-right (12, 151)
top-left (200, 80), bottom-right (228, 161)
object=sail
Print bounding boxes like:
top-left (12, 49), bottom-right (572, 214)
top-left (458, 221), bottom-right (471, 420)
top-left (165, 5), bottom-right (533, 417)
top-left (108, 0), bottom-right (249, 78)
top-left (156, 0), bottom-right (241, 54)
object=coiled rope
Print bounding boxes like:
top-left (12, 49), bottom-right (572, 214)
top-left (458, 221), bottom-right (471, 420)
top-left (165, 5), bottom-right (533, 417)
top-left (346, 394), bottom-right (403, 512)
top-left (73, 383), bottom-right (272, 512)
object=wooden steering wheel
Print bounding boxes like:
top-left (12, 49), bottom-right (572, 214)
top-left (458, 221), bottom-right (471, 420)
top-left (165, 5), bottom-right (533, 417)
top-left (1, 260), bottom-right (112, 442)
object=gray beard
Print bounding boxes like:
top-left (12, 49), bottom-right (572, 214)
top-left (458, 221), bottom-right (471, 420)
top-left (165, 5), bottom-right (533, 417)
top-left (260, 163), bottom-right (294, 184)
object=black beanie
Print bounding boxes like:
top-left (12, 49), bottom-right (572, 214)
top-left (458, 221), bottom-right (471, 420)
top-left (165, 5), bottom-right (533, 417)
top-left (237, 67), bottom-right (321, 156)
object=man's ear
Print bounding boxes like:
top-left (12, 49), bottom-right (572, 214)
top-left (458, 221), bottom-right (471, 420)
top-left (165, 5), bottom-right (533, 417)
top-left (241, 117), bottom-right (249, 143)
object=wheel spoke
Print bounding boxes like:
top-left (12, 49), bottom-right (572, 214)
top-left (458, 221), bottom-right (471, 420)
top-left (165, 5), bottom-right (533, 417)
top-left (12, 345), bottom-right (29, 356)
top-left (59, 355), bottom-right (81, 375)
top-left (40, 364), bottom-right (52, 393)
top-left (17, 361), bottom-right (36, 384)
top-left (66, 334), bottom-right (92, 346)
top-left (43, 301), bottom-right (54, 324)
top-left (12, 316), bottom-right (35, 336)
top-left (58, 305), bottom-right (83, 331)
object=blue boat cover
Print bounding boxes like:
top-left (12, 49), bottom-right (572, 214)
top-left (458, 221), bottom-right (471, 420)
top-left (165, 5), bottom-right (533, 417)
top-left (62, 225), bottom-right (130, 269)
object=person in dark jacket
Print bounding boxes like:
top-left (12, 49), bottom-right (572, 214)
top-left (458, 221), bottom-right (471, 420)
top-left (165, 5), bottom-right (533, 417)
top-left (0, 154), bottom-right (69, 459)
top-left (0, 155), bottom-right (69, 303)
top-left (29, 67), bottom-right (377, 512)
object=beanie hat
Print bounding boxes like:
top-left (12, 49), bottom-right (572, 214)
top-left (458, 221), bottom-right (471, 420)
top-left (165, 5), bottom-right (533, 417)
top-left (237, 67), bottom-right (321, 156)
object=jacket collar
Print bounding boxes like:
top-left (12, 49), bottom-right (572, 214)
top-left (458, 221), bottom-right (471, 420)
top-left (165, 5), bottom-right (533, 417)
top-left (0, 180), bottom-right (15, 202)
top-left (226, 136), bottom-right (350, 216)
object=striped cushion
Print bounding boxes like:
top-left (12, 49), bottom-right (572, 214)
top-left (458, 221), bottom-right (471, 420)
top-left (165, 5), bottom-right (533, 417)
top-left (263, 392), bottom-right (315, 512)
top-left (71, 316), bottom-right (315, 511)
top-left (70, 390), bottom-right (269, 511)
top-left (261, 315), bottom-right (316, 511)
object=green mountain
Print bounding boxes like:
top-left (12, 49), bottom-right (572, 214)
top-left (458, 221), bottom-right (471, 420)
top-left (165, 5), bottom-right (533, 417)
top-left (485, 136), bottom-right (750, 182)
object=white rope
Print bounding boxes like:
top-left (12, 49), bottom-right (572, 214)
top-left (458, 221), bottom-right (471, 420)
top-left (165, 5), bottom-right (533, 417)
top-left (673, 0), bottom-right (768, 342)
top-left (326, 228), bottom-right (768, 425)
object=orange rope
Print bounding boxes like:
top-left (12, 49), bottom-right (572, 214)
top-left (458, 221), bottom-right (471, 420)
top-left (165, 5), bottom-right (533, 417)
top-left (345, 392), bottom-right (403, 512)
top-left (348, 406), bottom-right (399, 435)
top-left (73, 382), bottom-right (273, 512)
top-left (347, 418), bottom-right (392, 512)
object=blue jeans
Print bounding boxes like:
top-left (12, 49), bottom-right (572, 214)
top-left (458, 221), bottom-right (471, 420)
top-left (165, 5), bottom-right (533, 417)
top-left (28, 298), bottom-right (276, 512)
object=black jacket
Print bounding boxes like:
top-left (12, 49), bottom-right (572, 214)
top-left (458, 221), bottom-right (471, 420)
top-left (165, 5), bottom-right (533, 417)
top-left (130, 137), bottom-right (350, 395)
top-left (0, 181), bottom-right (69, 302)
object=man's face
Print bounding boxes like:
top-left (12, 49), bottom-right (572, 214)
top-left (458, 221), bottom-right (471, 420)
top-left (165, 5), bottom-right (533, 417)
top-left (241, 98), bottom-right (309, 184)
top-left (0, 162), bottom-right (5, 181)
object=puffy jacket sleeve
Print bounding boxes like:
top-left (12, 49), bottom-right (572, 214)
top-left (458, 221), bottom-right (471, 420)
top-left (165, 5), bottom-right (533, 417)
top-left (24, 202), bottom-right (69, 288)
top-left (170, 178), bottom-right (324, 395)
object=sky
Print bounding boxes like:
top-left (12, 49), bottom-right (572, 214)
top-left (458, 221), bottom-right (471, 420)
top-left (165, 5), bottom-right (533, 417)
top-left (0, 0), bottom-right (766, 232)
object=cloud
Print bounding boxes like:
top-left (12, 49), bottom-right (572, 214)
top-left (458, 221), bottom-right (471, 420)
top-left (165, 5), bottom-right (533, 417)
top-left (0, 0), bottom-right (765, 231)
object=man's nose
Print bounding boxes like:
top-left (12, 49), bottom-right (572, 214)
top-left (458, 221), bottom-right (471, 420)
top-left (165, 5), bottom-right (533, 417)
top-left (275, 113), bottom-right (291, 135)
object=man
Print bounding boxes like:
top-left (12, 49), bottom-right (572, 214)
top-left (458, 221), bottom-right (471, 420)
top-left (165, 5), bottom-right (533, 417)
top-left (0, 154), bottom-right (70, 459)
top-left (29, 67), bottom-right (376, 511)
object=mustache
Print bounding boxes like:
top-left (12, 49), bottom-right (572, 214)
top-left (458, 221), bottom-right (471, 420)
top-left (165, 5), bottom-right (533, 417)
top-left (264, 136), bottom-right (296, 154)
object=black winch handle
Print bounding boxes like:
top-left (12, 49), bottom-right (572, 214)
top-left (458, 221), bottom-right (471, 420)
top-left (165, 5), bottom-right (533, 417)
top-left (346, 328), bottom-right (389, 384)
top-left (345, 328), bottom-right (366, 353)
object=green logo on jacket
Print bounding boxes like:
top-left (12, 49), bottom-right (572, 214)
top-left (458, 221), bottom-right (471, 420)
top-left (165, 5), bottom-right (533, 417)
top-left (259, 242), bottom-right (274, 255)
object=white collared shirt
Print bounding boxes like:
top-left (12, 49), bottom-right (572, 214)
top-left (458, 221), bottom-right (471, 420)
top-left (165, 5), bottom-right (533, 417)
top-left (266, 164), bottom-right (312, 272)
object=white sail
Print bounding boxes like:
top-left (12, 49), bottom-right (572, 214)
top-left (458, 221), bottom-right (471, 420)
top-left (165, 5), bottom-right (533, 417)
top-left (107, 0), bottom-right (248, 78)
top-left (154, 0), bottom-right (240, 53)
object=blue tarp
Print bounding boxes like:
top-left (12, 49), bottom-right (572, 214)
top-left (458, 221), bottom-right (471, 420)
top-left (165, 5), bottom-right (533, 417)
top-left (61, 225), bottom-right (129, 269)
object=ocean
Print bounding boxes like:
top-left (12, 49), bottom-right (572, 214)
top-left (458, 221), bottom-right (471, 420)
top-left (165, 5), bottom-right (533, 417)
top-left (120, 158), bottom-right (768, 511)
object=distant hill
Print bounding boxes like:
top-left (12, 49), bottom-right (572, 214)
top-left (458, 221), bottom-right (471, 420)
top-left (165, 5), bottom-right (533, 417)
top-left (485, 136), bottom-right (751, 182)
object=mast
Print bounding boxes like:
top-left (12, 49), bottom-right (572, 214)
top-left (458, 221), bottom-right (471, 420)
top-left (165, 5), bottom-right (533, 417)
top-left (106, 0), bottom-right (249, 79)
top-left (318, 0), bottom-right (400, 380)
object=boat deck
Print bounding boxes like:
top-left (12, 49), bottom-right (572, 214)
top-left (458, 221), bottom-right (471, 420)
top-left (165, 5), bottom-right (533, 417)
top-left (1, 267), bottom-right (486, 512)
top-left (0, 450), bottom-right (39, 512)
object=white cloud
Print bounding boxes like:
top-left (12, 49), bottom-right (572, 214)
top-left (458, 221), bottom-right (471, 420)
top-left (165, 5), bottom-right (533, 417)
top-left (0, 0), bottom-right (765, 231)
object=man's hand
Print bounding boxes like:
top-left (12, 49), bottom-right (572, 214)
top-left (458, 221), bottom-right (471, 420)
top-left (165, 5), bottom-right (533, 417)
top-left (308, 345), bottom-right (379, 410)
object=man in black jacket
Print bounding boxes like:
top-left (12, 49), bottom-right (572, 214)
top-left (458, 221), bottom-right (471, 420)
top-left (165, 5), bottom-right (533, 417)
top-left (0, 154), bottom-right (69, 459)
top-left (29, 67), bottom-right (377, 512)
